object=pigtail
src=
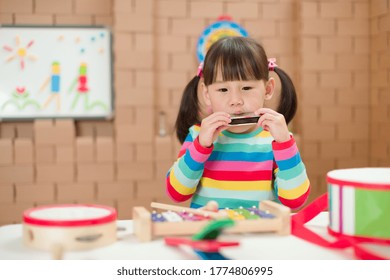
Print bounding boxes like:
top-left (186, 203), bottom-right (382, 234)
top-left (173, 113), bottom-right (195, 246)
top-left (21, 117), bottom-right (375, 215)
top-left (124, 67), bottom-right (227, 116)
top-left (273, 67), bottom-right (297, 125)
top-left (175, 75), bottom-right (201, 144)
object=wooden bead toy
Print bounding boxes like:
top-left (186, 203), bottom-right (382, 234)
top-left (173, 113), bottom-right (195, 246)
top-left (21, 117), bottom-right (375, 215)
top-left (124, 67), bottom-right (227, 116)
top-left (133, 200), bottom-right (290, 242)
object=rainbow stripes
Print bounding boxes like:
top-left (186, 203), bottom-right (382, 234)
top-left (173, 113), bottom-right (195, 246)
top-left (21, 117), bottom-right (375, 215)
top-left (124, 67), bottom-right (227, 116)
top-left (166, 125), bottom-right (310, 209)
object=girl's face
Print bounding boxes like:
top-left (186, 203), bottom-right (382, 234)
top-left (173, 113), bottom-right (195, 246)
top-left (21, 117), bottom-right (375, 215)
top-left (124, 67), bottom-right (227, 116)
top-left (202, 70), bottom-right (275, 133)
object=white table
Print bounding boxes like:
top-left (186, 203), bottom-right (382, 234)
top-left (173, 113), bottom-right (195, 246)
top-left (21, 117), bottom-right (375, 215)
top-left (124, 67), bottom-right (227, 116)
top-left (0, 212), bottom-right (387, 260)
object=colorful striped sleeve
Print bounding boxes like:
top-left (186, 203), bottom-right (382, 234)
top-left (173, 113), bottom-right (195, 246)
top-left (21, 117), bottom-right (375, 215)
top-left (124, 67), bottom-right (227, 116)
top-left (166, 126), bottom-right (213, 202)
top-left (272, 135), bottom-right (310, 209)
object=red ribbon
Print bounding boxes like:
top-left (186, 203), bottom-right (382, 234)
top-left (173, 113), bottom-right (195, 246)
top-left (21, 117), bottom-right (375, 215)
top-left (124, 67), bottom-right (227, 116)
top-left (291, 193), bottom-right (390, 260)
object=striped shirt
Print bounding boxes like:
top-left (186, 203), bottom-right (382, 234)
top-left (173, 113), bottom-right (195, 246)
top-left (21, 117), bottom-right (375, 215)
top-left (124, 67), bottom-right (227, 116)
top-left (166, 125), bottom-right (310, 209)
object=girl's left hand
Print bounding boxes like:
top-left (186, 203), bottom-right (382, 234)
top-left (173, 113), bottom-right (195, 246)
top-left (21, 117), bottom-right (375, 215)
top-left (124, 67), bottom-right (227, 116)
top-left (254, 108), bottom-right (291, 143)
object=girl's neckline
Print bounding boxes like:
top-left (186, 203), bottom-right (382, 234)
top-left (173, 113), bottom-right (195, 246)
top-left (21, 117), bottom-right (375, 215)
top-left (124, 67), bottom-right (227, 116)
top-left (222, 126), bottom-right (264, 138)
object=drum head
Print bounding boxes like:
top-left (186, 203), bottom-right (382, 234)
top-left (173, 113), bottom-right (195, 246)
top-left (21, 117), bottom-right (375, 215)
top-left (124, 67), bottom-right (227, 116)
top-left (23, 204), bottom-right (116, 227)
top-left (327, 168), bottom-right (390, 189)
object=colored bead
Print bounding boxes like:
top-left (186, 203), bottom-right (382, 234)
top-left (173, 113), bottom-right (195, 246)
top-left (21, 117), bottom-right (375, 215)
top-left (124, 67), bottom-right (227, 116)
top-left (161, 211), bottom-right (183, 222)
top-left (151, 212), bottom-right (166, 222)
top-left (247, 208), bottom-right (275, 219)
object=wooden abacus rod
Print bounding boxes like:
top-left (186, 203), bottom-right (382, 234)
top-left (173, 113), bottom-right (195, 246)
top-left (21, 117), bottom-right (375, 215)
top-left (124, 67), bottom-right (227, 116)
top-left (150, 202), bottom-right (228, 219)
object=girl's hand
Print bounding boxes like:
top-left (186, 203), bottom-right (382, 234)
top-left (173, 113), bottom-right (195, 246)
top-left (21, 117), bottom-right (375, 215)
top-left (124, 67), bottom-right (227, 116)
top-left (199, 112), bottom-right (231, 147)
top-left (199, 201), bottom-right (219, 212)
top-left (254, 108), bottom-right (291, 143)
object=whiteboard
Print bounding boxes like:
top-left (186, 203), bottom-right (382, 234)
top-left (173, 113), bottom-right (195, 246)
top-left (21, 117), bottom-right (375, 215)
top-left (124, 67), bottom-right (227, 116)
top-left (0, 26), bottom-right (113, 119)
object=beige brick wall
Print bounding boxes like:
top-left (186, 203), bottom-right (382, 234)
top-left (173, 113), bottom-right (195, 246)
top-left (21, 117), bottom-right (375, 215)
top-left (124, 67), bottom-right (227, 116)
top-left (299, 0), bottom-right (372, 199)
top-left (0, 0), bottom-right (389, 225)
top-left (370, 0), bottom-right (390, 167)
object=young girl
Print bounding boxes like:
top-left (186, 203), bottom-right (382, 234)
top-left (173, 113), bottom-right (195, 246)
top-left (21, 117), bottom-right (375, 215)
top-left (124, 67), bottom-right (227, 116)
top-left (167, 37), bottom-right (310, 210)
top-left (176, 57), bottom-right (297, 145)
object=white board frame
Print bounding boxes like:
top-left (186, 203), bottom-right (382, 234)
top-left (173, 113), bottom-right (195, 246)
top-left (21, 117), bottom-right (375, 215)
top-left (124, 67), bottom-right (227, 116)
top-left (0, 25), bottom-right (113, 120)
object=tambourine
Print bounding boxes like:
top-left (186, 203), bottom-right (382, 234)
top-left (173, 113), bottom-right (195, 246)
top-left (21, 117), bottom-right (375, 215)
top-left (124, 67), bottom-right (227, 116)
top-left (327, 168), bottom-right (390, 241)
top-left (23, 204), bottom-right (117, 256)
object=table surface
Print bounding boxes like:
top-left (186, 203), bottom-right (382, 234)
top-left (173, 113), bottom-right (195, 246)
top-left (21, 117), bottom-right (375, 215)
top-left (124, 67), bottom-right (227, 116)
top-left (0, 212), bottom-right (385, 260)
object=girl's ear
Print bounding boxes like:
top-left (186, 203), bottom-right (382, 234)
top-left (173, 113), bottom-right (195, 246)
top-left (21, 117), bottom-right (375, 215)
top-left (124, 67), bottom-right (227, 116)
top-left (264, 77), bottom-right (275, 101)
top-left (201, 81), bottom-right (212, 106)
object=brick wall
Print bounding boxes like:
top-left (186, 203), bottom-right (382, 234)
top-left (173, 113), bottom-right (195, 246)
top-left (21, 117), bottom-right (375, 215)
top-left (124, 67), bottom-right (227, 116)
top-left (299, 0), bottom-right (372, 198)
top-left (370, 0), bottom-right (390, 166)
top-left (0, 0), bottom-right (389, 225)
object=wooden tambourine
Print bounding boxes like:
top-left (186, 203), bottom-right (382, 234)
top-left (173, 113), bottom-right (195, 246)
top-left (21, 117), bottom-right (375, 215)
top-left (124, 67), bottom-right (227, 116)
top-left (23, 204), bottom-right (117, 257)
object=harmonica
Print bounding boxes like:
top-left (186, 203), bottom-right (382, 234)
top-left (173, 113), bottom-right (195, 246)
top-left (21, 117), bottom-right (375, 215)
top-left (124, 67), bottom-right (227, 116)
top-left (228, 113), bottom-right (260, 126)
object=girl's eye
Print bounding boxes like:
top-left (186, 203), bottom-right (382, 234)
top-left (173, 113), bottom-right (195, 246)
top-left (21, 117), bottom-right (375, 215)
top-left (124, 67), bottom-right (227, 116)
top-left (218, 88), bottom-right (228, 93)
top-left (242, 87), bottom-right (252, 91)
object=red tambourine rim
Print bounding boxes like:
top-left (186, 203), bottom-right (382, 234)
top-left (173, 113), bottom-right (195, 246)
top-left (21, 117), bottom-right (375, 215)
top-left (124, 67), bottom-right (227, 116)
top-left (327, 176), bottom-right (390, 190)
top-left (23, 204), bottom-right (117, 227)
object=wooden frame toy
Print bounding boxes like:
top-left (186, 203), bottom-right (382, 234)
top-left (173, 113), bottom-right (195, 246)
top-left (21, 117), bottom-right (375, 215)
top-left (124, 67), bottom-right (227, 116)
top-left (133, 200), bottom-right (291, 242)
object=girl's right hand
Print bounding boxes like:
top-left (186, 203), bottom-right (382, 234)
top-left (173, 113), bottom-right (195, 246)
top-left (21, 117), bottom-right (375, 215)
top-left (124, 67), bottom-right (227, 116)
top-left (198, 112), bottom-right (231, 148)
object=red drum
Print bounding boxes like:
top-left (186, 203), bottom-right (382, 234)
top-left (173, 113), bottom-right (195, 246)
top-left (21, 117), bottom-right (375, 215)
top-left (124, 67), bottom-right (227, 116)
top-left (327, 168), bottom-right (390, 241)
top-left (23, 204), bottom-right (117, 252)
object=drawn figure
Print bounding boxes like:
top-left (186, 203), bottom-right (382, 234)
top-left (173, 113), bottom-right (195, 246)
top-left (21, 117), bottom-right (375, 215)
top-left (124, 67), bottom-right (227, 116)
top-left (1, 86), bottom-right (40, 111)
top-left (68, 62), bottom-right (108, 111)
top-left (39, 61), bottom-right (61, 111)
top-left (2, 36), bottom-right (37, 70)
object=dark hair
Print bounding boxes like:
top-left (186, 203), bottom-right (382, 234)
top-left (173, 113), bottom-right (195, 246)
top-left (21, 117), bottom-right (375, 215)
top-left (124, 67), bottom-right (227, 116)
top-left (175, 75), bottom-right (201, 143)
top-left (274, 67), bottom-right (297, 125)
top-left (175, 37), bottom-right (297, 143)
top-left (203, 36), bottom-right (269, 86)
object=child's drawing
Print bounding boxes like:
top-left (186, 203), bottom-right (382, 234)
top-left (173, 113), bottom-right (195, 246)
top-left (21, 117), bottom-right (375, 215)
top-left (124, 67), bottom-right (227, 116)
top-left (68, 62), bottom-right (108, 112)
top-left (2, 36), bottom-right (37, 70)
top-left (0, 26), bottom-right (112, 119)
top-left (1, 86), bottom-right (40, 111)
top-left (39, 61), bottom-right (62, 112)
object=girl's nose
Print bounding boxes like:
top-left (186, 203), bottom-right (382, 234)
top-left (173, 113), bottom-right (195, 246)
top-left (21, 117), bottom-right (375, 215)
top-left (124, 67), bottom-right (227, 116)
top-left (230, 91), bottom-right (243, 106)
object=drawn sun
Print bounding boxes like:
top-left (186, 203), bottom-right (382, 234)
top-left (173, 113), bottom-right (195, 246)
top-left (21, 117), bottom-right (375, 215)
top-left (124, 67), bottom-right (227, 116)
top-left (3, 36), bottom-right (38, 70)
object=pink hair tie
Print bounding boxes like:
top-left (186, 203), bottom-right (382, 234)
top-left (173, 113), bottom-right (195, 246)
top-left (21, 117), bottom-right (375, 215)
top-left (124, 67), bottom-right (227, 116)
top-left (197, 62), bottom-right (203, 77)
top-left (268, 58), bottom-right (278, 71)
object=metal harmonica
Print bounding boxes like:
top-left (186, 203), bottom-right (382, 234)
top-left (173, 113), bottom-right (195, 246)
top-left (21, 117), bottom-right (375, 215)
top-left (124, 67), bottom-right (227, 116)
top-left (228, 113), bottom-right (260, 126)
